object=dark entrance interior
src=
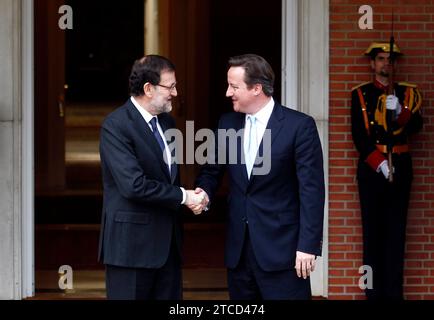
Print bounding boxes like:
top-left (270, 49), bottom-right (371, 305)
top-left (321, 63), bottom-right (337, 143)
top-left (34, 0), bottom-right (281, 299)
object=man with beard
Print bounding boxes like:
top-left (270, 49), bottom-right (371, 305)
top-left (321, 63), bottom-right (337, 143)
top-left (351, 43), bottom-right (423, 299)
top-left (99, 55), bottom-right (205, 299)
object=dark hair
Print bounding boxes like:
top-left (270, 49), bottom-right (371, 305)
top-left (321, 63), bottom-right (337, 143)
top-left (369, 49), bottom-right (402, 61)
top-left (129, 55), bottom-right (176, 96)
top-left (369, 49), bottom-right (383, 60)
top-left (228, 54), bottom-right (275, 97)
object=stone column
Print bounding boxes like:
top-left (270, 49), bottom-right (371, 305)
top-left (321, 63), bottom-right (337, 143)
top-left (299, 0), bottom-right (330, 298)
top-left (282, 0), bottom-right (330, 297)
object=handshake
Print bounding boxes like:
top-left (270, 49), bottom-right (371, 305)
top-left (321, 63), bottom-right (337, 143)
top-left (184, 188), bottom-right (209, 215)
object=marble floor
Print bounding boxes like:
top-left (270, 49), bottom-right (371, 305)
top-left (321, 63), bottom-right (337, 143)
top-left (32, 268), bottom-right (229, 300)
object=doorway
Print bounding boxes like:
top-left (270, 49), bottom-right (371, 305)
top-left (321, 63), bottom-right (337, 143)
top-left (34, 0), bottom-right (146, 298)
top-left (33, 0), bottom-right (282, 299)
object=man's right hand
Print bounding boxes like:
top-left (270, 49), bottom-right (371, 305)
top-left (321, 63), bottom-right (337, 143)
top-left (295, 251), bottom-right (316, 279)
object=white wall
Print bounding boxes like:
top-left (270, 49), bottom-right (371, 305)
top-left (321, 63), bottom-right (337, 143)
top-left (0, 0), bottom-right (33, 300)
top-left (0, 0), bottom-right (20, 300)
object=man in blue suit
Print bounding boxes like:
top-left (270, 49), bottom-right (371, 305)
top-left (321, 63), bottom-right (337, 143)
top-left (193, 54), bottom-right (325, 300)
top-left (99, 55), bottom-right (205, 300)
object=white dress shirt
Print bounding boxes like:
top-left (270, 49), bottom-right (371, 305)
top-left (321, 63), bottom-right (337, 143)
top-left (243, 97), bottom-right (275, 172)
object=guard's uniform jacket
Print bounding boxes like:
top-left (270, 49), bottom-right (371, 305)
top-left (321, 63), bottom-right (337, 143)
top-left (351, 79), bottom-right (423, 300)
top-left (351, 80), bottom-right (422, 171)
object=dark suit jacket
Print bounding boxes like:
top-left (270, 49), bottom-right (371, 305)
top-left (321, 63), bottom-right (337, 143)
top-left (98, 99), bottom-right (183, 269)
top-left (196, 102), bottom-right (325, 272)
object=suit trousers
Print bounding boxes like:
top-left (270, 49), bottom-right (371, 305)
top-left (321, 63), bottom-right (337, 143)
top-left (227, 226), bottom-right (311, 300)
top-left (105, 236), bottom-right (182, 300)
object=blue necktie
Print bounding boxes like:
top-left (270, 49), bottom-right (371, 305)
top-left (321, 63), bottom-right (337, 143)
top-left (244, 115), bottom-right (257, 179)
top-left (150, 117), bottom-right (171, 175)
top-left (150, 117), bottom-right (166, 153)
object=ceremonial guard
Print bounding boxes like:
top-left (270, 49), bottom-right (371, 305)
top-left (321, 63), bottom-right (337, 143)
top-left (351, 42), bottom-right (423, 299)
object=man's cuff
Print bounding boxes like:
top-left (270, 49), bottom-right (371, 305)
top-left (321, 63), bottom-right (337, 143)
top-left (203, 191), bottom-right (210, 211)
top-left (365, 150), bottom-right (387, 171)
top-left (180, 187), bottom-right (186, 205)
top-left (376, 160), bottom-right (388, 173)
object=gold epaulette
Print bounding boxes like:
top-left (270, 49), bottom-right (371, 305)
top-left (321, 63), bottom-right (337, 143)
top-left (351, 81), bottom-right (370, 91)
top-left (398, 81), bottom-right (417, 88)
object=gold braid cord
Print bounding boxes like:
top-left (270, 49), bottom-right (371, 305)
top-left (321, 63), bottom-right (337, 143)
top-left (375, 87), bottom-right (422, 135)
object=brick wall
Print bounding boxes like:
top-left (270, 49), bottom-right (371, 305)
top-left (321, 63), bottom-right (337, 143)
top-left (329, 0), bottom-right (434, 299)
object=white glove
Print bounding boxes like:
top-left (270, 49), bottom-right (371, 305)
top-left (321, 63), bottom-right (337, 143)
top-left (378, 160), bottom-right (390, 179)
top-left (386, 95), bottom-right (402, 115)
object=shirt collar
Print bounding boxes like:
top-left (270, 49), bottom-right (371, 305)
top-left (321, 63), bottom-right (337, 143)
top-left (246, 97), bottom-right (274, 126)
top-left (131, 96), bottom-right (155, 124)
top-left (374, 78), bottom-right (389, 91)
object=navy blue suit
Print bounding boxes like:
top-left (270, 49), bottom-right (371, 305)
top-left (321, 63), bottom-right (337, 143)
top-left (98, 99), bottom-right (183, 299)
top-left (196, 102), bottom-right (325, 299)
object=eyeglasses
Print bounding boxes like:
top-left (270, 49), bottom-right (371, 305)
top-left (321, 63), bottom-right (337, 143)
top-left (156, 83), bottom-right (177, 92)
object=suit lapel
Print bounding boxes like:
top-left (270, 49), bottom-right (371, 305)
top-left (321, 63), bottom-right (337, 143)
top-left (128, 102), bottom-right (172, 182)
top-left (232, 113), bottom-right (249, 188)
top-left (225, 113), bottom-right (249, 190)
top-left (266, 103), bottom-right (285, 146)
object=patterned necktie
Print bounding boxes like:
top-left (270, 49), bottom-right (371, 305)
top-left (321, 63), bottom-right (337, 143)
top-left (149, 117), bottom-right (170, 173)
top-left (244, 115), bottom-right (257, 179)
